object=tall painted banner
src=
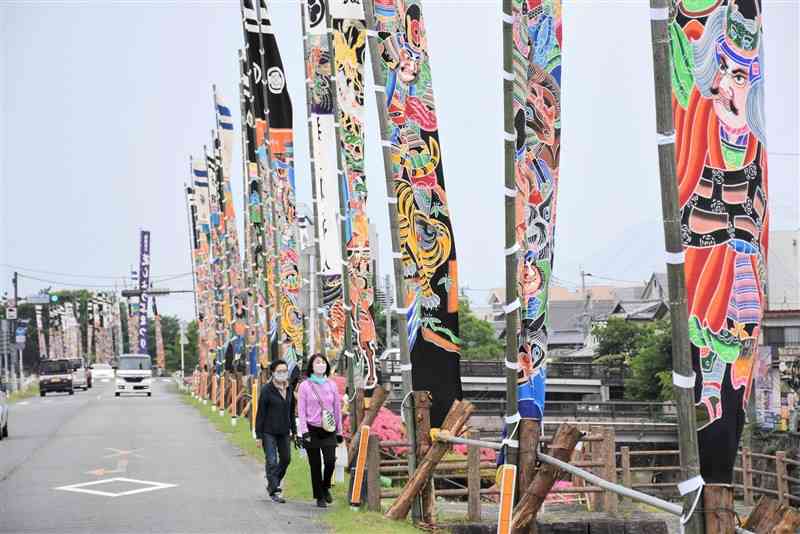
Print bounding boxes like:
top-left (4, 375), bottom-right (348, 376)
top-left (372, 0), bottom-right (461, 425)
top-left (153, 298), bottom-right (166, 371)
top-left (670, 0), bottom-right (768, 483)
top-left (509, 0), bottom-right (562, 420)
top-left (137, 230), bottom-right (151, 354)
top-left (191, 159), bottom-right (217, 370)
top-left (35, 305), bottom-right (47, 359)
top-left (302, 0), bottom-right (346, 356)
top-left (207, 150), bottom-right (230, 371)
top-left (242, 0), bottom-right (305, 369)
top-left (331, 0), bottom-right (380, 391)
top-left (214, 93), bottom-right (249, 366)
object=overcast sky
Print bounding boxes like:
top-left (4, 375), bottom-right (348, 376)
top-left (1, 0), bottom-right (797, 321)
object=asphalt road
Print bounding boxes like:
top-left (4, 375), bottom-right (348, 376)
top-left (0, 379), bottom-right (321, 533)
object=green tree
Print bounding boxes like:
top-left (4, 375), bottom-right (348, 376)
top-left (592, 317), bottom-right (652, 362)
top-left (458, 299), bottom-right (503, 360)
top-left (624, 320), bottom-right (672, 401)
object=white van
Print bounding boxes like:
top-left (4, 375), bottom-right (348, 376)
top-left (69, 358), bottom-right (89, 391)
top-left (115, 354), bottom-right (153, 397)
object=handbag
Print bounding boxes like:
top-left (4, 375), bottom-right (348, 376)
top-left (309, 381), bottom-right (337, 433)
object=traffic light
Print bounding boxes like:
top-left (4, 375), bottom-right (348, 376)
top-left (50, 294), bottom-right (59, 304)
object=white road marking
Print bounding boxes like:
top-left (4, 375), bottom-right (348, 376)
top-left (103, 448), bottom-right (144, 459)
top-left (18, 401), bottom-right (29, 406)
top-left (101, 379), bottom-right (110, 383)
top-left (54, 477), bottom-right (177, 498)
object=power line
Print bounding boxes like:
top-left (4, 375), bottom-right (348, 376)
top-left (1, 264), bottom-right (191, 281)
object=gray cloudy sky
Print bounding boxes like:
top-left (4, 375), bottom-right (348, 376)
top-left (1, 0), bottom-right (798, 321)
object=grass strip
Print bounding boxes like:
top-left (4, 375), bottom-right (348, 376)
top-left (181, 389), bottom-right (424, 534)
top-left (8, 383), bottom-right (40, 403)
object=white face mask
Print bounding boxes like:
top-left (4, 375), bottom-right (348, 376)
top-left (313, 363), bottom-right (327, 375)
top-left (273, 371), bottom-right (288, 382)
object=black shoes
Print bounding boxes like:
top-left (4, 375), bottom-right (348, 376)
top-left (316, 498), bottom-right (328, 508)
top-left (271, 492), bottom-right (286, 504)
top-left (323, 489), bottom-right (333, 504)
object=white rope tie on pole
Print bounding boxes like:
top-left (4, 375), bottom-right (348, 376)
top-left (504, 359), bottom-right (519, 371)
top-left (657, 131), bottom-right (676, 145)
top-left (391, 251), bottom-right (403, 259)
top-left (365, 29), bottom-right (378, 38)
top-left (502, 437), bottom-right (519, 449)
top-left (394, 306), bottom-right (410, 315)
top-left (501, 70), bottom-right (514, 81)
top-left (672, 371), bottom-right (696, 389)
top-left (665, 250), bottom-right (685, 265)
top-left (504, 187), bottom-right (517, 198)
top-left (386, 196), bottom-right (398, 204)
top-left (650, 7), bottom-right (669, 21)
top-left (501, 12), bottom-right (513, 24)
top-left (399, 363), bottom-right (412, 372)
top-left (504, 243), bottom-right (520, 256)
top-left (380, 140), bottom-right (392, 148)
top-left (503, 131), bottom-right (516, 143)
top-left (677, 475), bottom-right (705, 533)
top-left (503, 299), bottom-right (521, 314)
top-left (504, 412), bottom-right (521, 424)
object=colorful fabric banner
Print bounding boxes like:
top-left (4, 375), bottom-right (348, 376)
top-left (137, 230), bottom-right (151, 354)
top-left (509, 0), bottom-right (562, 420)
top-left (153, 299), bottom-right (166, 370)
top-left (331, 0), bottom-right (379, 391)
top-left (302, 0), bottom-right (345, 356)
top-left (191, 159), bottom-right (218, 371)
top-left (671, 0), bottom-right (768, 484)
top-left (372, 0), bottom-right (461, 425)
top-left (242, 0), bottom-right (304, 369)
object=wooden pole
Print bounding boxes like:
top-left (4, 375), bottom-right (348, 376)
top-left (366, 434), bottom-right (381, 512)
top-left (348, 385), bottom-right (389, 463)
top-left (703, 484), bottom-right (735, 534)
top-left (363, 0), bottom-right (419, 519)
top-left (510, 424), bottom-right (582, 534)
top-left (743, 496), bottom-right (800, 533)
top-left (518, 420), bottom-right (540, 502)
top-left (776, 451), bottom-right (788, 506)
top-left (601, 427), bottom-right (618, 514)
top-left (648, 2), bottom-right (704, 533)
top-left (414, 391), bottom-right (435, 525)
top-left (742, 448), bottom-right (753, 506)
top-left (501, 0), bottom-right (521, 494)
top-left (467, 430), bottom-right (481, 522)
top-left (384, 400), bottom-right (474, 520)
top-left (621, 446), bottom-right (632, 506)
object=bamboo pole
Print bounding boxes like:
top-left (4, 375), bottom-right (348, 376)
top-left (298, 2), bottom-right (328, 354)
top-left (363, 0), bottom-right (419, 519)
top-left (467, 430), bottom-right (481, 522)
top-left (501, 0), bottom-right (521, 494)
top-left (321, 1), bottom-right (355, 421)
top-left (647, 2), bottom-right (704, 533)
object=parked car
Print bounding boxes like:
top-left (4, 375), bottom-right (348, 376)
top-left (39, 359), bottom-right (74, 396)
top-left (90, 363), bottom-right (115, 380)
top-left (68, 358), bottom-right (89, 391)
top-left (0, 377), bottom-right (9, 441)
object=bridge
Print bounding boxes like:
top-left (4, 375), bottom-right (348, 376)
top-left (384, 359), bottom-right (678, 444)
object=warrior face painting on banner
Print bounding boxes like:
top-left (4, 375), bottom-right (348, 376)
top-left (331, 0), bottom-right (379, 392)
top-left (373, 0), bottom-right (461, 426)
top-left (303, 0), bottom-right (345, 356)
top-left (511, 0), bottom-right (562, 421)
top-left (670, 0), bottom-right (768, 483)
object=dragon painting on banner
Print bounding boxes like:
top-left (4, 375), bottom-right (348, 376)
top-left (670, 0), bottom-right (768, 483)
top-left (373, 0), bottom-right (461, 426)
top-left (303, 0), bottom-right (346, 356)
top-left (331, 0), bottom-right (380, 392)
top-left (510, 0), bottom-right (562, 421)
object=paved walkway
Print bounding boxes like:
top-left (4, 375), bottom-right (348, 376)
top-left (0, 380), bottom-right (322, 533)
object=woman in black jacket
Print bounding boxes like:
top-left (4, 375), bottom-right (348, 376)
top-left (255, 359), bottom-right (296, 503)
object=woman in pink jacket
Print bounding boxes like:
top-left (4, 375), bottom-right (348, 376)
top-left (297, 353), bottom-right (342, 508)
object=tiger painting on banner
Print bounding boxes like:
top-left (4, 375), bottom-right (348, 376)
top-left (331, 0), bottom-right (380, 392)
top-left (372, 0), bottom-right (461, 426)
top-left (510, 0), bottom-right (562, 422)
top-left (670, 0), bottom-right (769, 484)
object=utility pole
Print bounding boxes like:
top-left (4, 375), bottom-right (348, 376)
top-left (12, 272), bottom-right (20, 390)
top-left (179, 320), bottom-right (187, 378)
top-left (648, 2), bottom-right (704, 533)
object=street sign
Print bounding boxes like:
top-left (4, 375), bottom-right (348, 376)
top-left (6, 307), bottom-right (17, 320)
top-left (26, 295), bottom-right (51, 305)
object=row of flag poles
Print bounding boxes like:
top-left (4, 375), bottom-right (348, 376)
top-left (186, 0), bottom-right (467, 425)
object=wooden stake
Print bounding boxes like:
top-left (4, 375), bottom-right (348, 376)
top-left (621, 446), bottom-right (632, 506)
top-left (703, 484), bottom-right (735, 534)
top-left (348, 385), bottom-right (389, 463)
top-left (384, 400), bottom-right (474, 520)
top-left (467, 429), bottom-right (481, 522)
top-left (414, 391), bottom-right (434, 525)
top-left (742, 447), bottom-right (753, 506)
top-left (366, 434), bottom-right (381, 512)
top-left (743, 496), bottom-right (800, 533)
top-left (776, 451), bottom-right (788, 506)
top-left (518, 420), bottom-right (540, 501)
top-left (648, 1), bottom-right (704, 532)
top-left (350, 425), bottom-right (371, 506)
top-left (510, 424), bottom-right (582, 534)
